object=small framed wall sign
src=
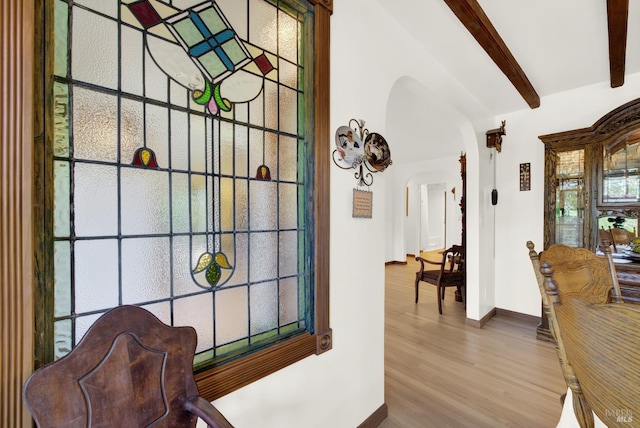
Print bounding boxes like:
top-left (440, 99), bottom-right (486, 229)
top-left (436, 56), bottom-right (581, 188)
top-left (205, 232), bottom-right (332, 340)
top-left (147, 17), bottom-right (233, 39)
top-left (353, 189), bottom-right (373, 218)
top-left (520, 163), bottom-right (531, 191)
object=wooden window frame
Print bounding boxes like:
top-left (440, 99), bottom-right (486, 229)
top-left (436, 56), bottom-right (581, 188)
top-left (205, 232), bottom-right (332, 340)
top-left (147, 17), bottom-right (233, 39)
top-left (23, 0), bottom-right (334, 403)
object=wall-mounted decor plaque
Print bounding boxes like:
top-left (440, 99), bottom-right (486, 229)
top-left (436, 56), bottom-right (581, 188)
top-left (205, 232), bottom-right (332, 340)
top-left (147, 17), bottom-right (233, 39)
top-left (353, 189), bottom-right (373, 218)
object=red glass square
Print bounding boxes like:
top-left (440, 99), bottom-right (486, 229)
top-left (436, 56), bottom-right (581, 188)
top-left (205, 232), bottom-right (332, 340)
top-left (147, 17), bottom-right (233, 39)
top-left (129, 1), bottom-right (162, 28)
top-left (254, 54), bottom-right (274, 75)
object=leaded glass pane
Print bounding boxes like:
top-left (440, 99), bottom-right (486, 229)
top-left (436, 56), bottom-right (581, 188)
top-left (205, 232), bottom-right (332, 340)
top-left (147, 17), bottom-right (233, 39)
top-left (250, 281), bottom-right (278, 335)
top-left (53, 82), bottom-right (69, 157)
top-left (53, 161), bottom-right (70, 237)
top-left (73, 88), bottom-right (118, 162)
top-left (53, 320), bottom-right (71, 360)
top-left (120, 168), bottom-right (170, 235)
top-left (121, 237), bottom-right (171, 304)
top-left (54, 241), bottom-right (71, 317)
top-left (74, 163), bottom-right (118, 237)
top-left (215, 286), bottom-right (249, 345)
top-left (74, 239), bottom-right (119, 313)
top-left (49, 0), bottom-right (314, 368)
top-left (72, 7), bottom-right (118, 89)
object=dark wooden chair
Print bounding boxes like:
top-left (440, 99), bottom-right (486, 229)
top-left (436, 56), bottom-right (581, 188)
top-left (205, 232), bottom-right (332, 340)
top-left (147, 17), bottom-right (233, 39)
top-left (415, 245), bottom-right (465, 314)
top-left (23, 305), bottom-right (233, 428)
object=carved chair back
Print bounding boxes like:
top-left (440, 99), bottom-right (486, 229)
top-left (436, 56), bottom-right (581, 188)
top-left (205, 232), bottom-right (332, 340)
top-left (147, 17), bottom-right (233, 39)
top-left (23, 305), bottom-right (233, 428)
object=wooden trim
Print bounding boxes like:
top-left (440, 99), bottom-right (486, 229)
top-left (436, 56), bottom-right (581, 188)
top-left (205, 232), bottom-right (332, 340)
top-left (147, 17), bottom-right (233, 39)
top-left (357, 403), bottom-right (388, 428)
top-left (1, 0), bottom-right (36, 425)
top-left (443, 0), bottom-right (540, 109)
top-left (313, 0), bottom-right (332, 356)
top-left (195, 334), bottom-right (317, 401)
top-left (385, 260), bottom-right (408, 265)
top-left (495, 308), bottom-right (540, 325)
top-left (465, 308), bottom-right (496, 328)
top-left (607, 0), bottom-right (628, 88)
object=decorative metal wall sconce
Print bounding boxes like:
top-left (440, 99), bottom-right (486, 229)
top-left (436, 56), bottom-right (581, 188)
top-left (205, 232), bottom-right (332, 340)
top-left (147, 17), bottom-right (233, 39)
top-left (333, 119), bottom-right (392, 187)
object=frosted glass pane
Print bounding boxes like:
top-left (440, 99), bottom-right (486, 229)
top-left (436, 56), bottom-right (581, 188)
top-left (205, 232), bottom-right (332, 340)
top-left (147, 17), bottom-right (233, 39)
top-left (120, 168), bottom-right (170, 235)
top-left (220, 121), bottom-right (233, 176)
top-left (264, 80), bottom-right (278, 130)
top-left (279, 86), bottom-right (298, 135)
top-left (53, 0), bottom-right (68, 78)
top-left (170, 80), bottom-right (188, 109)
top-left (173, 235), bottom-right (206, 296)
top-left (74, 163), bottom-right (118, 237)
top-left (171, 173), bottom-right (189, 233)
top-left (120, 26), bottom-right (143, 96)
top-left (220, 178), bottom-right (234, 231)
top-left (279, 230), bottom-right (298, 277)
top-left (119, 99), bottom-right (144, 163)
top-left (72, 7), bottom-right (118, 89)
top-left (53, 161), bottom-right (70, 237)
top-left (53, 82), bottom-right (69, 157)
top-left (170, 111), bottom-right (189, 170)
top-left (175, 294), bottom-right (214, 353)
top-left (217, 0), bottom-right (248, 39)
top-left (249, 181), bottom-right (276, 230)
top-left (54, 320), bottom-right (72, 360)
top-left (235, 125), bottom-right (249, 177)
top-left (74, 0), bottom-right (117, 17)
top-left (215, 286), bottom-right (248, 345)
top-left (278, 183), bottom-right (297, 230)
top-left (191, 174), bottom-right (208, 233)
top-left (278, 136), bottom-right (297, 182)
top-left (54, 241), bottom-right (71, 317)
top-left (234, 102), bottom-right (248, 123)
top-left (279, 277), bottom-right (298, 325)
top-left (121, 237), bottom-right (170, 304)
top-left (249, 0), bottom-right (277, 53)
top-left (75, 239), bottom-right (119, 313)
top-left (190, 114), bottom-right (207, 173)
top-left (144, 49), bottom-right (168, 103)
top-left (249, 232), bottom-right (277, 282)
top-left (75, 312), bottom-right (101, 345)
top-left (250, 281), bottom-right (277, 335)
top-left (141, 302), bottom-right (171, 326)
top-left (235, 180), bottom-right (248, 230)
top-left (145, 104), bottom-right (169, 166)
top-left (279, 59), bottom-right (297, 90)
top-left (248, 92), bottom-right (264, 126)
top-left (73, 87), bottom-right (118, 162)
top-left (225, 233), bottom-right (247, 287)
top-left (278, 10), bottom-right (297, 63)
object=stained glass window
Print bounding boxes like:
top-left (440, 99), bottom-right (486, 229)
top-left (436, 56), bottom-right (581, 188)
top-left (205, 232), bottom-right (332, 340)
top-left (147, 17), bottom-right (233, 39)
top-left (47, 0), bottom-right (316, 373)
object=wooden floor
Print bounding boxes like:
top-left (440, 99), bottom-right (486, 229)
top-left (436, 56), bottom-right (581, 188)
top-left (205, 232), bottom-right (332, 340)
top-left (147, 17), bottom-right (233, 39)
top-left (379, 253), bottom-right (567, 428)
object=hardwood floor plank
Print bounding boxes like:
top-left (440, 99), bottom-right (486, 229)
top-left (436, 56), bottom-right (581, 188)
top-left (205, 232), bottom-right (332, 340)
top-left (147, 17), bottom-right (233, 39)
top-left (380, 257), bottom-right (567, 427)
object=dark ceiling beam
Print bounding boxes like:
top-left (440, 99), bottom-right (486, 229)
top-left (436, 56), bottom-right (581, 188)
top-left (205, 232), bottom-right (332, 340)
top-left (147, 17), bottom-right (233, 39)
top-left (443, 0), bottom-right (540, 109)
top-left (607, 0), bottom-right (628, 88)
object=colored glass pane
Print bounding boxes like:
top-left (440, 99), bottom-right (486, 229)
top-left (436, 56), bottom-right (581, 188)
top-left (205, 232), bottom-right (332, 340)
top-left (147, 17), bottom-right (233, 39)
top-left (128, 1), bottom-right (162, 28)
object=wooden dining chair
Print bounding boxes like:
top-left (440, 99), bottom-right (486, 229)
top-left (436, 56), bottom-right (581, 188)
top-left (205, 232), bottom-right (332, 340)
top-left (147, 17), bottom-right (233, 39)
top-left (415, 245), bottom-right (465, 314)
top-left (541, 263), bottom-right (639, 427)
top-left (527, 241), bottom-right (622, 428)
top-left (23, 305), bottom-right (234, 428)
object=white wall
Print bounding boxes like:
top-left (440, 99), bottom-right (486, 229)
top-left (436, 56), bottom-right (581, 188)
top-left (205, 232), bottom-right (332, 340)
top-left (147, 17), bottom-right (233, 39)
top-left (494, 74), bottom-right (640, 316)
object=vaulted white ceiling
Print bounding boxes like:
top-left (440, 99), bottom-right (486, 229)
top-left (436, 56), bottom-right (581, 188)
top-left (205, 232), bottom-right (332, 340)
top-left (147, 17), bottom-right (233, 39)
top-left (378, 0), bottom-right (640, 116)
